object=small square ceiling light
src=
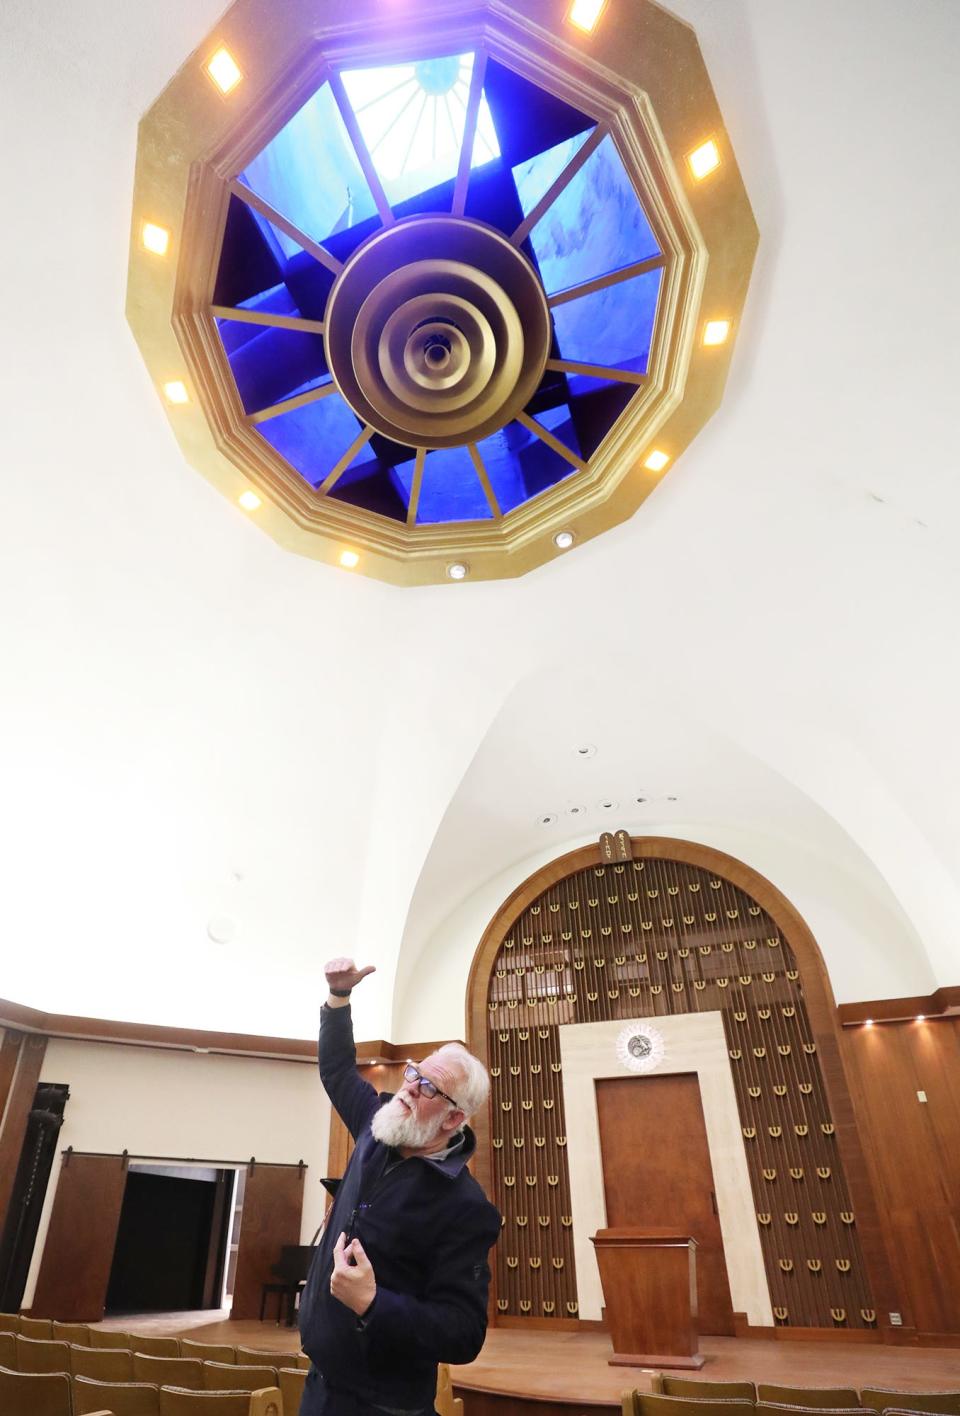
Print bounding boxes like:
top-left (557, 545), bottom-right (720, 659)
top-left (687, 138), bottom-right (720, 181)
top-left (162, 380), bottom-right (189, 405)
top-left (207, 46), bottom-right (242, 94)
top-left (339, 549), bottom-right (360, 569)
top-left (703, 319), bottom-right (731, 346)
top-left (141, 222), bottom-right (170, 256)
top-left (569, 0), bottom-right (607, 33)
top-left (238, 490), bottom-right (261, 511)
top-left (644, 449), bottom-right (669, 472)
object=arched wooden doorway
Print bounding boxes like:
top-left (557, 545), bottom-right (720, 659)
top-left (467, 836), bottom-right (894, 1334)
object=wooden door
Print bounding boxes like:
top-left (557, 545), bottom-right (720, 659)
top-left (231, 1164), bottom-right (305, 1320)
top-left (595, 1073), bottom-right (735, 1335)
top-left (30, 1154), bottom-right (127, 1319)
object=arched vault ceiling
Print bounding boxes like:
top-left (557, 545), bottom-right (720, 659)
top-left (1, 0), bottom-right (959, 1041)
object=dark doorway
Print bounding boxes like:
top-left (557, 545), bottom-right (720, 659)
top-left (0, 1082), bottom-right (69, 1311)
top-left (595, 1072), bottom-right (736, 1336)
top-left (105, 1166), bottom-right (234, 1314)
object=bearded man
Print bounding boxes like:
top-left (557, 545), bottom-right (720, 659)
top-left (297, 957), bottom-right (501, 1416)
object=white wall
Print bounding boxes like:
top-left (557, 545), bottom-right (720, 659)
top-left (394, 819), bottom-right (932, 1040)
top-left (23, 1038), bottom-right (331, 1309)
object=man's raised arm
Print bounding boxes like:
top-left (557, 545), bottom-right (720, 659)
top-left (318, 956), bottom-right (379, 1140)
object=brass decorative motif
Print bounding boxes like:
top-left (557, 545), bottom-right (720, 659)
top-left (779, 1259), bottom-right (793, 1272)
top-left (485, 850), bottom-right (875, 1330)
top-left (808, 1259), bottom-right (822, 1273)
top-left (831, 1308), bottom-right (846, 1323)
top-left (773, 1307), bottom-right (788, 1321)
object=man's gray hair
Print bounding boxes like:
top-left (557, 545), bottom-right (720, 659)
top-left (437, 1043), bottom-right (490, 1119)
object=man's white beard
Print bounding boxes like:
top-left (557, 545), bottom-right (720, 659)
top-left (370, 1094), bottom-right (447, 1150)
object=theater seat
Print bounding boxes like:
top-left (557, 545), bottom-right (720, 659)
top-left (158, 1386), bottom-right (282, 1415)
top-left (0, 1331), bottom-right (16, 1368)
top-left (74, 1374), bottom-right (162, 1416)
top-left (234, 1346), bottom-right (291, 1369)
top-left (132, 1336), bottom-right (182, 1358)
top-left (70, 1342), bottom-right (135, 1381)
top-left (18, 1315), bottom-right (53, 1339)
top-left (133, 1354), bottom-right (204, 1389)
top-left (14, 1334), bottom-right (71, 1373)
top-left (278, 1366), bottom-right (306, 1412)
top-left (180, 1341), bottom-right (236, 1364)
top-left (0, 1364), bottom-right (74, 1416)
top-left (202, 1362), bottom-right (277, 1391)
top-left (90, 1329), bottom-right (136, 1350)
top-left (860, 1393), bottom-right (960, 1416)
top-left (53, 1320), bottom-right (91, 1344)
top-left (654, 1379), bottom-right (757, 1401)
top-left (628, 1394), bottom-right (757, 1416)
top-left (758, 1387), bottom-right (861, 1409)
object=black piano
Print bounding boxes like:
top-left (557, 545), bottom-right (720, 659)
top-left (260, 1245), bottom-right (315, 1326)
top-left (260, 1181), bottom-right (339, 1326)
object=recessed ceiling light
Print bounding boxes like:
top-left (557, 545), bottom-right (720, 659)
top-left (339, 549), bottom-right (360, 569)
top-left (568, 0), bottom-right (607, 33)
top-left (537, 813), bottom-right (558, 827)
top-left (644, 449), bottom-right (669, 472)
top-left (598, 798), bottom-right (619, 810)
top-left (141, 222), bottom-right (170, 256)
top-left (206, 46), bottom-right (242, 94)
top-left (666, 795), bottom-right (678, 802)
top-left (567, 805), bottom-right (587, 817)
top-left (447, 562), bottom-right (469, 580)
top-left (238, 490), bottom-right (261, 511)
top-left (687, 138), bottom-right (721, 181)
top-left (703, 319), bottom-right (731, 346)
top-left (574, 744), bottom-right (597, 759)
top-left (554, 530), bottom-right (575, 550)
top-left (162, 380), bottom-right (189, 405)
top-left (635, 796), bottom-right (647, 804)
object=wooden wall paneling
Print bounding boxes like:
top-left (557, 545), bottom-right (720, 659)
top-left (0, 1031), bottom-right (24, 1129)
top-left (841, 1017), bottom-right (960, 1339)
top-left (30, 1152), bottom-right (127, 1319)
top-left (0, 1033), bottom-right (47, 1239)
top-left (467, 838), bottom-right (896, 1335)
top-left (230, 1163), bottom-right (305, 1320)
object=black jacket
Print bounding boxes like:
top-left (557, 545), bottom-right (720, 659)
top-left (298, 1004), bottom-right (501, 1410)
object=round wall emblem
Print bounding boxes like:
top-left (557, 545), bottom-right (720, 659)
top-left (616, 1022), bottom-right (666, 1074)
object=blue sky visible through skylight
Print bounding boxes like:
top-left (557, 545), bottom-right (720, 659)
top-left (342, 53), bottom-right (500, 207)
top-left (241, 82), bottom-right (378, 258)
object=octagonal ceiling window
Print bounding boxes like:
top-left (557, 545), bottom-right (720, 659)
top-left (213, 53), bottom-right (665, 525)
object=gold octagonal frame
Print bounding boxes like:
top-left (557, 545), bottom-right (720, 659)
top-left (128, 0), bottom-right (758, 585)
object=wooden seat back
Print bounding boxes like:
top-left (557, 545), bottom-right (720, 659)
top-left (14, 1334), bottom-right (71, 1373)
top-left (18, 1315), bottom-right (53, 1340)
top-left (180, 1341), bottom-right (236, 1364)
top-left (203, 1362), bottom-right (276, 1391)
top-left (53, 1320), bottom-right (90, 1344)
top-left (89, 1328), bottom-right (136, 1350)
top-left (860, 1394), bottom-right (960, 1416)
top-left (278, 1366), bottom-right (306, 1412)
top-left (70, 1342), bottom-right (135, 1381)
top-left (758, 1388), bottom-right (861, 1409)
top-left (158, 1387), bottom-right (281, 1415)
top-left (74, 1373), bottom-right (163, 1416)
top-left (0, 1364), bottom-right (73, 1416)
top-left (133, 1354), bottom-right (204, 1389)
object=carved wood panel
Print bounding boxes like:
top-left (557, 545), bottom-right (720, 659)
top-left (483, 855), bottom-right (875, 1330)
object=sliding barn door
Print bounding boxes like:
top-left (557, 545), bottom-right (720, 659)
top-left (30, 1154), bottom-right (127, 1319)
top-left (231, 1163), bottom-right (305, 1319)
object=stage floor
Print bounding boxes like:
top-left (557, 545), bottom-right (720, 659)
top-left (99, 1313), bottom-right (960, 1405)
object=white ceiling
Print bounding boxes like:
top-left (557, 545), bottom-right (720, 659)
top-left (2, 0), bottom-right (958, 1043)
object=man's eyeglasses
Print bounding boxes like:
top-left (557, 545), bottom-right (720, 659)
top-left (403, 1062), bottom-right (460, 1110)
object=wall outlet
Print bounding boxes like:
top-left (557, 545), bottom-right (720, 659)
top-left (889, 1312), bottom-right (903, 1325)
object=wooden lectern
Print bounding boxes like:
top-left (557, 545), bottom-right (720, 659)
top-left (591, 1227), bottom-right (704, 1369)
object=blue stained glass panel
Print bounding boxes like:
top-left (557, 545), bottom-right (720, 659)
top-left (240, 82), bottom-right (379, 258)
top-left (342, 53), bottom-right (501, 209)
top-left (257, 392), bottom-right (363, 489)
top-left (521, 134), bottom-right (660, 297)
top-left (511, 129), bottom-right (594, 223)
top-left (551, 266), bottom-right (664, 373)
top-left (475, 407), bottom-right (579, 515)
top-left (390, 446), bottom-right (493, 524)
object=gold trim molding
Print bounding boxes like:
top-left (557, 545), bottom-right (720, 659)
top-left (127, 0), bottom-right (758, 584)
